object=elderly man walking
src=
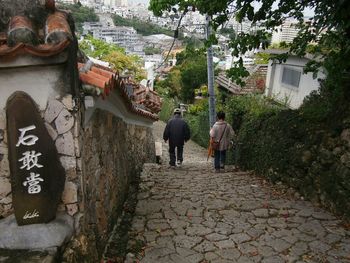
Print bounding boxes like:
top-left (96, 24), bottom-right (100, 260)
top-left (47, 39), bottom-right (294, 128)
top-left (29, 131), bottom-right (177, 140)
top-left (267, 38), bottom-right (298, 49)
top-left (163, 108), bottom-right (191, 167)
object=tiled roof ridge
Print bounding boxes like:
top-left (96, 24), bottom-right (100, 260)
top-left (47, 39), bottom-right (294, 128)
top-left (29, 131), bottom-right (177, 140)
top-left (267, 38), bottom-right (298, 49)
top-left (78, 61), bottom-right (160, 121)
top-left (0, 39), bottom-right (70, 58)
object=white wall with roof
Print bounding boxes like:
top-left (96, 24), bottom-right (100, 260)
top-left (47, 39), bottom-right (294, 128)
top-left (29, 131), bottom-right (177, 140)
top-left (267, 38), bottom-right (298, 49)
top-left (265, 56), bottom-right (325, 109)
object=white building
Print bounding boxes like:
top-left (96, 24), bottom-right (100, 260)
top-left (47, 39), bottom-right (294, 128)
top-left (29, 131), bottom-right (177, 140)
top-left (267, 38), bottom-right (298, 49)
top-left (115, 0), bottom-right (128, 7)
top-left (83, 22), bottom-right (144, 55)
top-left (271, 20), bottom-right (299, 44)
top-left (57, 0), bottom-right (78, 3)
top-left (82, 22), bottom-right (103, 35)
top-left (143, 61), bottom-right (156, 90)
top-left (143, 34), bottom-right (175, 50)
top-left (144, 54), bottom-right (162, 69)
top-left (223, 54), bottom-right (255, 70)
top-left (264, 50), bottom-right (325, 109)
top-left (94, 26), bottom-right (138, 45)
top-left (225, 19), bottom-right (262, 35)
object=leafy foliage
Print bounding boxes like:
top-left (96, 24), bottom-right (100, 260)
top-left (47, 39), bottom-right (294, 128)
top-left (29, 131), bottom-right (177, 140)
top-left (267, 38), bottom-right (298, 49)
top-left (185, 106), bottom-right (210, 148)
top-left (149, 0), bottom-right (350, 101)
top-left (79, 35), bottom-right (124, 58)
top-left (79, 35), bottom-right (145, 81)
top-left (154, 44), bottom-right (208, 103)
top-left (155, 68), bottom-right (182, 98)
top-left (220, 27), bottom-right (235, 36)
top-left (180, 54), bottom-right (208, 103)
top-left (182, 36), bottom-right (205, 49)
top-left (159, 97), bottom-right (177, 122)
top-left (188, 97), bottom-right (209, 115)
top-left (57, 3), bottom-right (99, 33)
top-left (234, 104), bottom-right (350, 219)
top-left (225, 95), bottom-right (282, 130)
top-left (254, 52), bottom-right (270, 65)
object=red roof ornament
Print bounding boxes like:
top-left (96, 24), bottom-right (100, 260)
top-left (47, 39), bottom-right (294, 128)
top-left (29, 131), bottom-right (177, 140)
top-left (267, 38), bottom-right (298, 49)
top-left (8, 16), bottom-right (38, 47)
top-left (0, 1), bottom-right (72, 58)
top-left (45, 12), bottom-right (72, 44)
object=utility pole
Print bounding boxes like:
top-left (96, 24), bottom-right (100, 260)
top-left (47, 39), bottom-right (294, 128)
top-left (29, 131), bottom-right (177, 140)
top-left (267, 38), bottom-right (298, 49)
top-left (206, 15), bottom-right (216, 127)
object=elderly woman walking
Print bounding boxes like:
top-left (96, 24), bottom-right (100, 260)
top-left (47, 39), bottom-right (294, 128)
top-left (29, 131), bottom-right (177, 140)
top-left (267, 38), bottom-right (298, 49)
top-left (210, 111), bottom-right (235, 173)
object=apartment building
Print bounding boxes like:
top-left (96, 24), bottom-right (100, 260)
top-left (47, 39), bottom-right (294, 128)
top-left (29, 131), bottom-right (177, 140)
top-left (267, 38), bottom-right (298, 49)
top-left (271, 20), bottom-right (300, 44)
top-left (82, 22), bottom-right (145, 55)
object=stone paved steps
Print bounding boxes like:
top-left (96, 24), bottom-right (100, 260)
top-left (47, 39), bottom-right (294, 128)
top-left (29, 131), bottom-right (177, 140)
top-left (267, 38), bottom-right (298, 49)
top-left (125, 162), bottom-right (350, 263)
top-left (121, 121), bottom-right (350, 263)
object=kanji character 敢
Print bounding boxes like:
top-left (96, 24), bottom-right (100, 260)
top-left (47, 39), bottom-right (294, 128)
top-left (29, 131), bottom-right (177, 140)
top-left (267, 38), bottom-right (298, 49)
top-left (18, 151), bottom-right (43, 170)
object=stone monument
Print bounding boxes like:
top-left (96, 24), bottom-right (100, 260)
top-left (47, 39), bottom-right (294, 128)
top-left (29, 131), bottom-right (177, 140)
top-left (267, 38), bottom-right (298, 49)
top-left (6, 92), bottom-right (65, 225)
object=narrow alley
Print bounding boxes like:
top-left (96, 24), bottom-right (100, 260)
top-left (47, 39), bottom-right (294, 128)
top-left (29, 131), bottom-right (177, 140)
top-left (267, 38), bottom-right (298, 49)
top-left (121, 122), bottom-right (350, 263)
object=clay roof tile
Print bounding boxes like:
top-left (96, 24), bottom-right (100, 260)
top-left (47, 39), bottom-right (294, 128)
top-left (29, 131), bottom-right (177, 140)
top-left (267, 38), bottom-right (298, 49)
top-left (45, 11), bottom-right (72, 44)
top-left (0, 5), bottom-right (72, 58)
top-left (78, 62), bottom-right (160, 120)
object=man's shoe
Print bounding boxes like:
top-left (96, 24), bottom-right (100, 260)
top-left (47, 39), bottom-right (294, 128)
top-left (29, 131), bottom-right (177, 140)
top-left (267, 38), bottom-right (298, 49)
top-left (176, 160), bottom-right (183, 166)
top-left (215, 169), bottom-right (220, 173)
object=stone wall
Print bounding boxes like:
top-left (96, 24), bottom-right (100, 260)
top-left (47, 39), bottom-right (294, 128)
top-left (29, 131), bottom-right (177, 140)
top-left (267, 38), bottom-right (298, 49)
top-left (66, 109), bottom-right (155, 258)
top-left (1, 95), bottom-right (156, 261)
top-left (0, 110), bottom-right (10, 218)
top-left (236, 109), bottom-right (350, 219)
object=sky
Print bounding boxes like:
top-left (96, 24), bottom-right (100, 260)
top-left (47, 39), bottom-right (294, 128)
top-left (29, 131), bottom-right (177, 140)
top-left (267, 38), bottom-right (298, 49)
top-left (129, 0), bottom-right (149, 5)
top-left (127, 0), bottom-right (314, 18)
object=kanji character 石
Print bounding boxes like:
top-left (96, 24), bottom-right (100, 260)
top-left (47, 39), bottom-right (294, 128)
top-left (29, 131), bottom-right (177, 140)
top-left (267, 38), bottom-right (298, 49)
top-left (23, 172), bottom-right (44, 194)
top-left (19, 151), bottom-right (43, 170)
top-left (16, 125), bottom-right (38, 147)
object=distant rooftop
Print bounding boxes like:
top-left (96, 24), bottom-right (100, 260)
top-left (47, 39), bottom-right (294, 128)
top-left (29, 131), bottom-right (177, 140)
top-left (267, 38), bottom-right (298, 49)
top-left (144, 34), bottom-right (174, 41)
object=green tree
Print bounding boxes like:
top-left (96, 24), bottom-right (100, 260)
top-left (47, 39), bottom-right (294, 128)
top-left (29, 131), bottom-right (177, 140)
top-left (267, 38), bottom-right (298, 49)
top-left (149, 0), bottom-right (350, 103)
top-left (180, 53), bottom-right (207, 103)
top-left (182, 36), bottom-right (204, 49)
top-left (79, 36), bottom-right (145, 81)
top-left (220, 27), bottom-right (235, 36)
top-left (154, 45), bottom-right (207, 102)
top-left (254, 52), bottom-right (270, 64)
top-left (112, 14), bottom-right (180, 37)
top-left (57, 3), bottom-right (99, 33)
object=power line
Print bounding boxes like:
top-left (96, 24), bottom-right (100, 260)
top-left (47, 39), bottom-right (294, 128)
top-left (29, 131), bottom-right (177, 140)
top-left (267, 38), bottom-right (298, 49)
top-left (155, 10), bottom-right (187, 70)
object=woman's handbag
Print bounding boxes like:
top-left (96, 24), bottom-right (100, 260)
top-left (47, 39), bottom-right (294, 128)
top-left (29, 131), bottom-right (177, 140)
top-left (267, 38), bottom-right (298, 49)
top-left (211, 124), bottom-right (227, 151)
top-left (211, 140), bottom-right (220, 151)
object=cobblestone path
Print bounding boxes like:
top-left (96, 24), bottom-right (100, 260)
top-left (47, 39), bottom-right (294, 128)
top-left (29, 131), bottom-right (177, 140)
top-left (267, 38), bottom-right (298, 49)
top-left (125, 122), bottom-right (350, 263)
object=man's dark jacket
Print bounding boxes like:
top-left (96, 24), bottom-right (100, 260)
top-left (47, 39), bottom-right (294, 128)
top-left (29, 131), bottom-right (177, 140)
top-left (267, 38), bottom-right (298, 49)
top-left (163, 115), bottom-right (191, 146)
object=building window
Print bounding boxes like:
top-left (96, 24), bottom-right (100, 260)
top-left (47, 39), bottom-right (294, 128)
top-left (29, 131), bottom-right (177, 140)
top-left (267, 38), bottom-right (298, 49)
top-left (281, 67), bottom-right (301, 88)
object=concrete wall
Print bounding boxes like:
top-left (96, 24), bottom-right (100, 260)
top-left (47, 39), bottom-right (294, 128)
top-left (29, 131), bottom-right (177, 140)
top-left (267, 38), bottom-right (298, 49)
top-left (265, 56), bottom-right (325, 109)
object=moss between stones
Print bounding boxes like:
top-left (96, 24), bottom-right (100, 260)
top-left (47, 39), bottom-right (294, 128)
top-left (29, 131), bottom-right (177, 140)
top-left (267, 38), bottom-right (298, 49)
top-left (0, 248), bottom-right (56, 263)
top-left (102, 178), bottom-right (141, 262)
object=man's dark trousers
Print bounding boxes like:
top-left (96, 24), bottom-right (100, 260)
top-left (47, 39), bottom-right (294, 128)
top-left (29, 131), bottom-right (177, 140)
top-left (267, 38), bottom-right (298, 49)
top-left (169, 143), bottom-right (183, 166)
